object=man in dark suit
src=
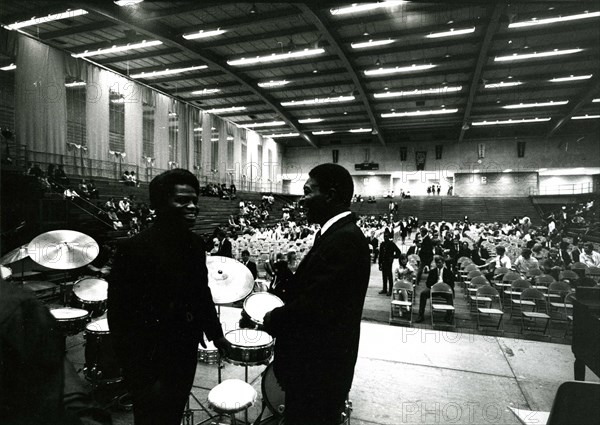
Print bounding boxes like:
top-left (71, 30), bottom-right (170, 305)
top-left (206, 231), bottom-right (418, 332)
top-left (240, 249), bottom-right (258, 280)
top-left (416, 227), bottom-right (434, 284)
top-left (215, 229), bottom-right (233, 257)
top-left (415, 255), bottom-right (455, 323)
top-left (108, 169), bottom-right (230, 425)
top-left (378, 229), bottom-right (401, 295)
top-left (263, 163), bottom-right (371, 425)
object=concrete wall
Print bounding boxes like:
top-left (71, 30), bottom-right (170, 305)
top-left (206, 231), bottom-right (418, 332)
top-left (454, 172), bottom-right (538, 197)
top-left (539, 174), bottom-right (594, 195)
top-left (281, 136), bottom-right (599, 195)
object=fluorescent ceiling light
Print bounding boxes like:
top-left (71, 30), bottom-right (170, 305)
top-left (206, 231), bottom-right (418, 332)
top-left (183, 29), bottom-right (226, 40)
top-left (210, 138), bottom-right (219, 142)
top-left (364, 64), bottom-right (436, 76)
top-left (206, 106), bottom-right (246, 114)
top-left (484, 81), bottom-right (523, 89)
top-left (111, 98), bottom-right (127, 104)
top-left (549, 74), bottom-right (593, 82)
top-left (281, 95), bottom-right (355, 107)
top-left (193, 127), bottom-right (202, 132)
top-left (3, 9), bottom-right (88, 30)
top-left (114, 0), bottom-right (144, 6)
top-left (130, 65), bottom-right (207, 78)
top-left (508, 11), bottom-right (600, 28)
top-left (191, 88), bottom-right (220, 95)
top-left (65, 81), bottom-right (86, 87)
top-left (244, 121), bottom-right (286, 128)
top-left (330, 1), bottom-right (404, 15)
top-left (471, 117), bottom-right (551, 126)
top-left (381, 108), bottom-right (458, 118)
top-left (350, 128), bottom-right (372, 133)
top-left (72, 40), bottom-right (162, 58)
top-left (503, 100), bottom-right (568, 109)
top-left (313, 130), bottom-right (334, 135)
top-left (425, 27), bottom-right (475, 38)
top-left (298, 118), bottom-right (324, 124)
top-left (495, 48), bottom-right (583, 62)
top-left (572, 114), bottom-right (600, 120)
top-left (351, 39), bottom-right (395, 49)
top-left (374, 85), bottom-right (462, 98)
top-left (0, 63), bottom-right (16, 71)
top-left (593, 98), bottom-right (600, 103)
top-left (473, 169), bottom-right (480, 173)
top-left (265, 133), bottom-right (299, 138)
top-left (168, 112), bottom-right (177, 117)
top-left (258, 80), bottom-right (290, 88)
top-left (228, 48), bottom-right (325, 66)
top-left (503, 169), bottom-right (513, 173)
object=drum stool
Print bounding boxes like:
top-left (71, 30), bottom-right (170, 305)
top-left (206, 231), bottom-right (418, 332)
top-left (207, 379), bottom-right (257, 424)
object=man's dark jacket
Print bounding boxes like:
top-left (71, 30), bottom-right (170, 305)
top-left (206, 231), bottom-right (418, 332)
top-left (264, 213), bottom-right (370, 402)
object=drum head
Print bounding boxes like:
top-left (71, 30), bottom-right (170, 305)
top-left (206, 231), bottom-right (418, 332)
top-left (262, 363), bottom-right (285, 417)
top-left (225, 329), bottom-right (273, 347)
top-left (73, 277), bottom-right (108, 302)
top-left (86, 318), bottom-right (110, 332)
top-left (50, 307), bottom-right (89, 321)
top-left (243, 293), bottom-right (284, 324)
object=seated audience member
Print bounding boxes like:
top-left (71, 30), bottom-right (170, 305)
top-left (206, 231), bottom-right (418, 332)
top-left (87, 179), bottom-right (99, 199)
top-left (130, 171), bottom-right (139, 187)
top-left (122, 171), bottom-right (132, 186)
top-left (78, 179), bottom-right (90, 199)
top-left (559, 241), bottom-right (573, 269)
top-left (580, 242), bottom-right (600, 268)
top-left (393, 254), bottom-right (415, 284)
top-left (415, 255), bottom-right (454, 323)
top-left (107, 209), bottom-right (123, 230)
top-left (541, 248), bottom-right (564, 280)
top-left (514, 248), bottom-right (539, 274)
top-left (63, 187), bottom-right (80, 201)
top-left (104, 197), bottom-right (117, 211)
top-left (118, 197), bottom-right (131, 217)
top-left (240, 249), bottom-right (258, 280)
top-left (55, 164), bottom-right (70, 186)
top-left (571, 238), bottom-right (582, 263)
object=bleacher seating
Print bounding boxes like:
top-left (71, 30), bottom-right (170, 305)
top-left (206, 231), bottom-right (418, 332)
top-left (351, 196), bottom-right (542, 225)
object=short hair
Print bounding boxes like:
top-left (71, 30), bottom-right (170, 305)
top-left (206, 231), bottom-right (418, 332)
top-left (521, 248), bottom-right (532, 258)
top-left (584, 242), bottom-right (595, 250)
top-left (433, 255), bottom-right (444, 262)
top-left (308, 163), bottom-right (353, 206)
top-left (241, 249), bottom-right (250, 256)
top-left (496, 246), bottom-right (506, 255)
top-left (149, 168), bottom-right (200, 210)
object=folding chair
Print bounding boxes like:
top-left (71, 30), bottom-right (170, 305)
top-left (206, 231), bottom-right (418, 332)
top-left (533, 274), bottom-right (556, 300)
top-left (467, 275), bottom-right (490, 310)
top-left (564, 292), bottom-right (576, 337)
top-left (525, 267), bottom-right (543, 280)
top-left (588, 266), bottom-right (600, 283)
top-left (559, 269), bottom-right (579, 284)
top-left (430, 282), bottom-right (455, 327)
top-left (475, 285), bottom-right (504, 331)
top-left (520, 288), bottom-right (550, 335)
top-left (464, 269), bottom-right (483, 296)
top-left (390, 280), bottom-right (415, 325)
top-left (571, 262), bottom-right (589, 279)
top-left (506, 278), bottom-right (531, 318)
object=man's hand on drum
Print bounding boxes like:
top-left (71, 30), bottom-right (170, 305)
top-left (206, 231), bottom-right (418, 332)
top-left (213, 336), bottom-right (232, 358)
top-left (261, 311), bottom-right (272, 332)
top-left (239, 310), bottom-right (256, 329)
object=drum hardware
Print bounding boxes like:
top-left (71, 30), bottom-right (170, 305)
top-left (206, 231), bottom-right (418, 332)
top-left (83, 319), bottom-right (124, 387)
top-left (50, 307), bottom-right (90, 351)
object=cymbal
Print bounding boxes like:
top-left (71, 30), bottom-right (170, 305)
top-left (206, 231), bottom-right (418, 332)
top-left (206, 256), bottom-right (254, 305)
top-left (0, 244), bottom-right (29, 266)
top-left (28, 230), bottom-right (99, 270)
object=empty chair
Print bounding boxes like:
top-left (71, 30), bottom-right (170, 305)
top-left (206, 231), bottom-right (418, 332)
top-left (563, 292), bottom-right (576, 337)
top-left (571, 262), bottom-right (589, 279)
top-left (390, 280), bottom-right (415, 324)
top-left (526, 267), bottom-right (543, 279)
top-left (475, 285), bottom-right (504, 331)
top-left (588, 266), bottom-right (600, 283)
top-left (430, 282), bottom-right (455, 327)
top-left (559, 270), bottom-right (579, 283)
top-left (506, 278), bottom-right (532, 318)
top-left (467, 275), bottom-right (490, 309)
top-left (463, 269), bottom-right (484, 293)
top-left (520, 288), bottom-right (550, 335)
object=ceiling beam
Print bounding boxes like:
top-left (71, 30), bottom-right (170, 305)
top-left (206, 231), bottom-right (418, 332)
top-left (546, 76), bottom-right (600, 139)
top-left (458, 2), bottom-right (505, 144)
top-left (77, 1), bottom-right (318, 148)
top-left (39, 21), bottom-right (115, 40)
top-left (297, 4), bottom-right (386, 146)
top-left (93, 47), bottom-right (182, 64)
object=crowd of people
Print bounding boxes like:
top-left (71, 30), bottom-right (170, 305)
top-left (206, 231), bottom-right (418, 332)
top-left (97, 195), bottom-right (155, 235)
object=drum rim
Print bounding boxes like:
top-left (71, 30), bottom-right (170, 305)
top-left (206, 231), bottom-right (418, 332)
top-left (73, 276), bottom-right (108, 301)
top-left (51, 307), bottom-right (90, 320)
top-left (224, 329), bottom-right (274, 347)
top-left (243, 292), bottom-right (284, 324)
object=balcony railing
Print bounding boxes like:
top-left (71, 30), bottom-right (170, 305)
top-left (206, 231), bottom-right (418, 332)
top-left (530, 182), bottom-right (594, 196)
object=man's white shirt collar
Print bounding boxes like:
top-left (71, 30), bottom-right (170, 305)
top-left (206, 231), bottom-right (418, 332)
top-left (320, 211), bottom-right (351, 237)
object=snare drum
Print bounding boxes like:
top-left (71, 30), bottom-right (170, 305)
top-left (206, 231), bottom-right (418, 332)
top-left (84, 319), bottom-right (122, 384)
top-left (72, 277), bottom-right (108, 317)
top-left (198, 338), bottom-right (219, 364)
top-left (243, 292), bottom-right (283, 325)
top-left (50, 307), bottom-right (90, 336)
top-left (224, 329), bottom-right (274, 366)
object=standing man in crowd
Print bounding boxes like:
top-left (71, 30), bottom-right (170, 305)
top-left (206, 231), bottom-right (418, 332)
top-left (378, 229), bottom-right (401, 295)
top-left (108, 169), bottom-right (230, 425)
top-left (416, 227), bottom-right (434, 284)
top-left (215, 228), bottom-right (233, 258)
top-left (240, 249), bottom-right (258, 280)
top-left (263, 163), bottom-right (371, 425)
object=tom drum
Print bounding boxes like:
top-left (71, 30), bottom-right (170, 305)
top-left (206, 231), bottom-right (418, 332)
top-left (243, 292), bottom-right (283, 325)
top-left (224, 329), bottom-right (274, 366)
top-left (50, 307), bottom-right (90, 336)
top-left (72, 277), bottom-right (108, 317)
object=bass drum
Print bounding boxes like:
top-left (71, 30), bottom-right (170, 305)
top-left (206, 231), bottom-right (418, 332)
top-left (261, 362), bottom-right (353, 424)
top-left (84, 319), bottom-right (123, 384)
top-left (261, 362), bottom-right (285, 418)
